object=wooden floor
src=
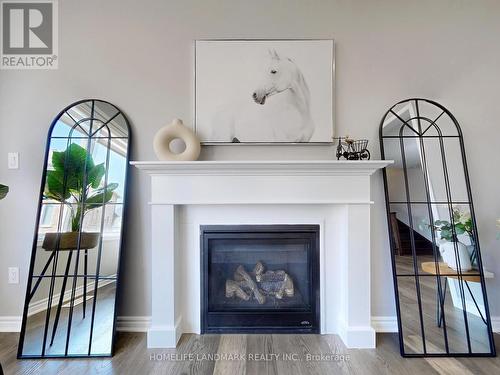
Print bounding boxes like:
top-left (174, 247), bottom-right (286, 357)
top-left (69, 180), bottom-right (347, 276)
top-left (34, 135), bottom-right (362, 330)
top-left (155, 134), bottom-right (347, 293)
top-left (1, 332), bottom-right (499, 375)
top-left (395, 255), bottom-right (493, 354)
top-left (2, 255), bottom-right (496, 374)
top-left (20, 283), bottom-right (116, 356)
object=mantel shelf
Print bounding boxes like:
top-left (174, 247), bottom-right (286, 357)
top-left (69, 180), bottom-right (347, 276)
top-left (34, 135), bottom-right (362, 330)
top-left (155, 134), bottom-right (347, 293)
top-left (131, 160), bottom-right (393, 176)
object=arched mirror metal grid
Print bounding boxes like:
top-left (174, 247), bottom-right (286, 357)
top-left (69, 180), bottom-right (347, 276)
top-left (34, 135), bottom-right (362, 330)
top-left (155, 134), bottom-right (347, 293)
top-left (18, 100), bottom-right (131, 358)
top-left (380, 98), bottom-right (496, 357)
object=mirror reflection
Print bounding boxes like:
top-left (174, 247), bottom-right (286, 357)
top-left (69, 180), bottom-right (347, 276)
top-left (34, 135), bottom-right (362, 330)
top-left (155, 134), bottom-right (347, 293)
top-left (19, 100), bottom-right (130, 358)
top-left (381, 99), bottom-right (495, 356)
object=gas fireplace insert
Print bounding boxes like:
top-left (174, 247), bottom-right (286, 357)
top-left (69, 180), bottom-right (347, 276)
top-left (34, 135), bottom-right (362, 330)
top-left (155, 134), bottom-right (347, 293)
top-left (201, 225), bottom-right (320, 333)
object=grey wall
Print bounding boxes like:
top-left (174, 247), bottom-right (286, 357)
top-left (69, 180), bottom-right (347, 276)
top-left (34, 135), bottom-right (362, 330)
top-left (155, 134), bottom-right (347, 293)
top-left (1, 0), bottom-right (500, 320)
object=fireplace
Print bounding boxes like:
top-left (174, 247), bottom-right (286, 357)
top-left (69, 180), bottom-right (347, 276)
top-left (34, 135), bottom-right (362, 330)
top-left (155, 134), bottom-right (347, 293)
top-left (133, 160), bottom-right (391, 348)
top-left (201, 225), bottom-right (320, 333)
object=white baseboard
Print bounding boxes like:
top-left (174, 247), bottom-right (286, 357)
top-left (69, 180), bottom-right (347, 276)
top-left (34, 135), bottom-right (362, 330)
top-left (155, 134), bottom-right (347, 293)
top-left (1, 315), bottom-right (499, 334)
top-left (491, 317), bottom-right (500, 332)
top-left (0, 316), bottom-right (22, 332)
top-left (371, 316), bottom-right (398, 332)
top-left (116, 316), bottom-right (151, 332)
top-left (28, 276), bottom-right (116, 316)
top-left (372, 315), bottom-right (500, 333)
top-left (0, 315), bottom-right (151, 333)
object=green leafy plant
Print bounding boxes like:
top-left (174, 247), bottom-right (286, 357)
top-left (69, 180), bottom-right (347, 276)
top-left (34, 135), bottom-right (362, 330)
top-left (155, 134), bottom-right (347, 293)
top-left (432, 208), bottom-right (473, 242)
top-left (431, 207), bottom-right (476, 264)
top-left (44, 143), bottom-right (117, 231)
top-left (0, 184), bottom-right (8, 200)
top-left (433, 219), bottom-right (457, 242)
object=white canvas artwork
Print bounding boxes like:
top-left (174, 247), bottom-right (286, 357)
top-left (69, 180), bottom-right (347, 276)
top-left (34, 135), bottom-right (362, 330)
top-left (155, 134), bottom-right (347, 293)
top-left (195, 40), bottom-right (334, 143)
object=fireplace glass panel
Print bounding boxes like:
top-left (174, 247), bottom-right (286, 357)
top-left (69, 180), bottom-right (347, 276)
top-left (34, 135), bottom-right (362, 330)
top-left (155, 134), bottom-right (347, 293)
top-left (201, 225), bottom-right (319, 333)
top-left (208, 238), bottom-right (310, 311)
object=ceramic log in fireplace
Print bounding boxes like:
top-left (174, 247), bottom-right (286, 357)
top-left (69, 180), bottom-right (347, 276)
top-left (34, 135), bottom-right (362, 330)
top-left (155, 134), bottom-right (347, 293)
top-left (201, 225), bottom-right (320, 333)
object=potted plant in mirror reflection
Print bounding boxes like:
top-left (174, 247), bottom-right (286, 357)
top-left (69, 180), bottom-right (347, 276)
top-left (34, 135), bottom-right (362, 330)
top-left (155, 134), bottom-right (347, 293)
top-left (42, 143), bottom-right (117, 251)
top-left (0, 184), bottom-right (8, 200)
top-left (431, 207), bottom-right (475, 271)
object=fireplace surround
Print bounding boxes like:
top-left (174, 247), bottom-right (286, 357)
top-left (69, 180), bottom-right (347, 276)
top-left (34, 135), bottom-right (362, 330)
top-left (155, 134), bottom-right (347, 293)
top-left (201, 225), bottom-right (320, 333)
top-left (131, 160), bottom-right (392, 349)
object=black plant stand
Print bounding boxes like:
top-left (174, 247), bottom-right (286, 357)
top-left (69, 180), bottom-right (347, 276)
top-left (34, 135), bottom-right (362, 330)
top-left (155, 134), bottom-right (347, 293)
top-left (28, 248), bottom-right (91, 347)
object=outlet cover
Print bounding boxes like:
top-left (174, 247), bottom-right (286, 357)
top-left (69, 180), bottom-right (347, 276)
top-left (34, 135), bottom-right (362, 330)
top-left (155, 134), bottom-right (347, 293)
top-left (8, 267), bottom-right (19, 284)
top-left (8, 152), bottom-right (19, 169)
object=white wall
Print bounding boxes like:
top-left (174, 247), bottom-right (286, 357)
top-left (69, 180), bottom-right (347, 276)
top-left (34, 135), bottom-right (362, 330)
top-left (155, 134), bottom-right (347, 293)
top-left (1, 0), bottom-right (500, 321)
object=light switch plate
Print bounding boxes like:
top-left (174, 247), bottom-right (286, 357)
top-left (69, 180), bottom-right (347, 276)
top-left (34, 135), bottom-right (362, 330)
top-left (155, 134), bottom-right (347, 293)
top-left (8, 152), bottom-right (19, 169)
top-left (8, 267), bottom-right (19, 284)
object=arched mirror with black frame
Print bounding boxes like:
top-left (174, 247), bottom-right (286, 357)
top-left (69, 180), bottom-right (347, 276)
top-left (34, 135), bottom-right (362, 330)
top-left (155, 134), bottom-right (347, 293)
top-left (380, 98), bottom-right (496, 357)
top-left (18, 100), bottom-right (131, 358)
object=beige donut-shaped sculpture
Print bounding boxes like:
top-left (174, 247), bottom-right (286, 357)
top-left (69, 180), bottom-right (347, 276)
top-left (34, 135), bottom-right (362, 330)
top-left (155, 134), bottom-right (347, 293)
top-left (153, 119), bottom-right (201, 161)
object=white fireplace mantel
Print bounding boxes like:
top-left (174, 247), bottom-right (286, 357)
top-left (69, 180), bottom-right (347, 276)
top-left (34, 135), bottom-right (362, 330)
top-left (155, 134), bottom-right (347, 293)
top-left (132, 160), bottom-right (392, 349)
top-left (131, 160), bottom-right (391, 175)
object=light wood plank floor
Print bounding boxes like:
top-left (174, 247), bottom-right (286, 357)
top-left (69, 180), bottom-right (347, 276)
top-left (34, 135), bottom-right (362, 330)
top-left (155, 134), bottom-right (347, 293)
top-left (1, 332), bottom-right (499, 375)
top-left (20, 282), bottom-right (116, 356)
top-left (395, 255), bottom-right (493, 354)
top-left (2, 255), bottom-right (497, 374)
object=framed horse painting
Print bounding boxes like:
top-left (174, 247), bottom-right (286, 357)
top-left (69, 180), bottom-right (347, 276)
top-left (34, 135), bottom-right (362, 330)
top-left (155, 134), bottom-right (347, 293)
top-left (195, 39), bottom-right (335, 144)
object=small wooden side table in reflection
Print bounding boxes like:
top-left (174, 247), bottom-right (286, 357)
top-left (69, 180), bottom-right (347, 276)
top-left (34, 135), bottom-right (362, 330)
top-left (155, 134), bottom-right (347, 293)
top-left (421, 261), bottom-right (494, 327)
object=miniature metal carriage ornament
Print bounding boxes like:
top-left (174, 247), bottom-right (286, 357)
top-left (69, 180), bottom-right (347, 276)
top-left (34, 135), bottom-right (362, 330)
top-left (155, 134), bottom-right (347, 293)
top-left (334, 136), bottom-right (371, 160)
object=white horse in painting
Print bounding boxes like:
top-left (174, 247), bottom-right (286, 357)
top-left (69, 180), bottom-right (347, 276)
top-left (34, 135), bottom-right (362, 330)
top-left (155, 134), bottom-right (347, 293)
top-left (211, 50), bottom-right (314, 142)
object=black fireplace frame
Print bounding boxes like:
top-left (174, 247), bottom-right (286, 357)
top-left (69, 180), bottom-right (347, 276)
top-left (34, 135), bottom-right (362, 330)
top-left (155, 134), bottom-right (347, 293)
top-left (200, 225), bottom-right (320, 334)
